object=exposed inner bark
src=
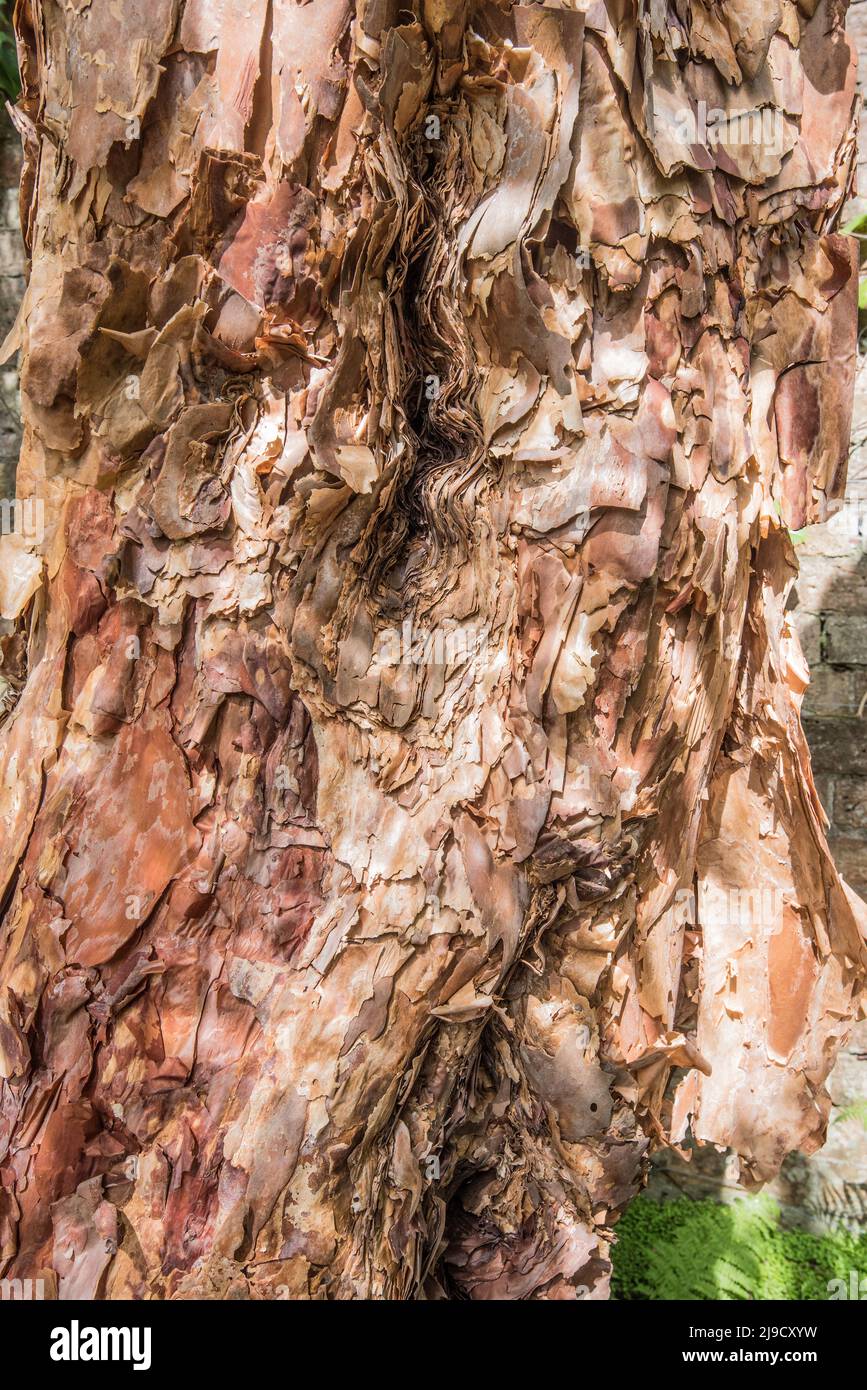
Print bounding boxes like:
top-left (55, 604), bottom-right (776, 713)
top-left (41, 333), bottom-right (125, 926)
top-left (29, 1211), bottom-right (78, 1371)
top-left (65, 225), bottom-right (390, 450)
top-left (0, 0), bottom-right (865, 1300)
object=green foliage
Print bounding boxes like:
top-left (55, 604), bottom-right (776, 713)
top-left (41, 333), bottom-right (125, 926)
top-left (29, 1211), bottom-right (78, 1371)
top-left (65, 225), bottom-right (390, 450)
top-left (0, 2), bottom-right (18, 106)
top-left (834, 1098), bottom-right (867, 1133)
top-left (611, 1194), bottom-right (867, 1301)
top-left (842, 213), bottom-right (867, 316)
top-left (843, 210), bottom-right (867, 245)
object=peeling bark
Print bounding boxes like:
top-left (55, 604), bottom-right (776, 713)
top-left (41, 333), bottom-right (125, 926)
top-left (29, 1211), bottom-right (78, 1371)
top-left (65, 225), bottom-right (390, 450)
top-left (0, 0), bottom-right (865, 1301)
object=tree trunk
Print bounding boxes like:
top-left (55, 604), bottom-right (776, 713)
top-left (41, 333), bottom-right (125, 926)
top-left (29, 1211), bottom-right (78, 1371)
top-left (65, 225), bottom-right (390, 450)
top-left (0, 0), bottom-right (864, 1301)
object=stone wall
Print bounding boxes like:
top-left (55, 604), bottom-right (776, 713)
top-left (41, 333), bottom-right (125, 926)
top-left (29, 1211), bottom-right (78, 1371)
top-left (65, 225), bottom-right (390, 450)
top-left (793, 0), bottom-right (867, 902)
top-left (796, 374), bottom-right (867, 901)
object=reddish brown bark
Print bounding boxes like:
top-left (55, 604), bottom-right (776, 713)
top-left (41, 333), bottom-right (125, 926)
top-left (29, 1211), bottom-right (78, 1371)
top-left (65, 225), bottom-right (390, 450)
top-left (0, 0), bottom-right (864, 1299)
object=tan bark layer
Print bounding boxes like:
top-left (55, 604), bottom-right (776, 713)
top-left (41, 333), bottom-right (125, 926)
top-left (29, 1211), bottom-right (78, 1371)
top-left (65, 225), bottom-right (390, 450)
top-left (0, 0), bottom-right (864, 1299)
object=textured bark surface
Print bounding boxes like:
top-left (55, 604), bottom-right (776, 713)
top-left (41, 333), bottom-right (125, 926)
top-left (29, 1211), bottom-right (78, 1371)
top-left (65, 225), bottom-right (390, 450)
top-left (0, 0), bottom-right (865, 1301)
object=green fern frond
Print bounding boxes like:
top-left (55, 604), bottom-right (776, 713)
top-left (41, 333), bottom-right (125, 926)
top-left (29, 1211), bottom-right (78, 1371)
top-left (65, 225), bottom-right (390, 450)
top-left (834, 1098), bottom-right (867, 1132)
top-left (612, 1194), bottom-right (867, 1301)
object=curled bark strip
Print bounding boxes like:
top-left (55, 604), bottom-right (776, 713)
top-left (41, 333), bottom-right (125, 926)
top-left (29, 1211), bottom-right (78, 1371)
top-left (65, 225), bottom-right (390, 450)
top-left (0, 0), bottom-right (864, 1300)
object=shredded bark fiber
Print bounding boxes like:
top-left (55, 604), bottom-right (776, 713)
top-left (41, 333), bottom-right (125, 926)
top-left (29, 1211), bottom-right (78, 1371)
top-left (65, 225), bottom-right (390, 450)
top-left (0, 0), bottom-right (865, 1300)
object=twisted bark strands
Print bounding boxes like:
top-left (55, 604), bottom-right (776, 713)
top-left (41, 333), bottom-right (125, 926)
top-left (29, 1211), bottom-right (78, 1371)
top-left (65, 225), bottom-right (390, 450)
top-left (0, 0), bottom-right (865, 1300)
